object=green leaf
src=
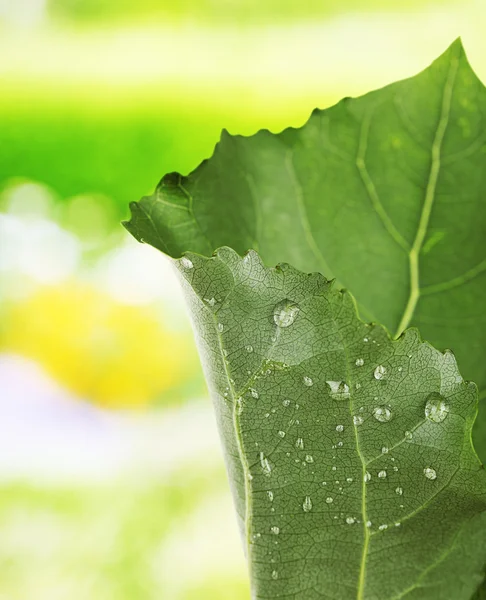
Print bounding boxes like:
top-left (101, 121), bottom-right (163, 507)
top-left (169, 247), bottom-right (486, 599)
top-left (124, 39), bottom-right (486, 460)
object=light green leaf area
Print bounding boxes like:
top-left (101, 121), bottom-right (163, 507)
top-left (170, 247), bottom-right (486, 599)
top-left (124, 39), bottom-right (486, 460)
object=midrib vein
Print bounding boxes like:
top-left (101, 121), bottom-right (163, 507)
top-left (394, 55), bottom-right (459, 338)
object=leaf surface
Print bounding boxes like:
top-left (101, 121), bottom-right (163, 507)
top-left (168, 247), bottom-right (486, 599)
top-left (124, 39), bottom-right (486, 459)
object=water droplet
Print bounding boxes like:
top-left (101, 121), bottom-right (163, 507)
top-left (425, 393), bottom-right (449, 423)
top-left (346, 477), bottom-right (353, 483)
top-left (405, 431), bottom-right (413, 440)
top-left (245, 345), bottom-right (253, 353)
top-left (346, 517), bottom-right (356, 525)
top-left (205, 297), bottom-right (216, 307)
top-left (363, 337), bottom-right (369, 343)
top-left (353, 415), bottom-right (364, 426)
top-left (248, 473), bottom-right (253, 481)
top-left (305, 455), bottom-right (314, 463)
top-left (395, 522), bottom-right (401, 527)
top-left (272, 570), bottom-right (279, 580)
top-left (378, 470), bottom-right (387, 479)
top-left (331, 466), bottom-right (337, 471)
top-left (273, 300), bottom-right (299, 328)
top-left (374, 365), bottom-right (387, 380)
top-left (373, 406), bottom-right (392, 423)
top-left (326, 496), bottom-right (333, 504)
top-left (364, 471), bottom-right (371, 483)
top-left (295, 437), bottom-right (304, 449)
top-left (336, 424), bottom-right (344, 432)
top-left (424, 467), bottom-right (437, 480)
top-left (181, 257), bottom-right (193, 269)
top-left (337, 441), bottom-right (343, 448)
top-left (277, 430), bottom-right (286, 438)
top-left (303, 496), bottom-right (313, 512)
top-left (355, 358), bottom-right (365, 367)
top-left (355, 383), bottom-right (362, 390)
top-left (393, 466), bottom-right (399, 472)
top-left (366, 520), bottom-right (372, 528)
top-left (381, 446), bottom-right (389, 454)
top-left (217, 323), bottom-right (224, 333)
top-left (395, 487), bottom-right (403, 496)
top-left (326, 380), bottom-right (350, 399)
top-left (267, 491), bottom-right (274, 501)
top-left (260, 453), bottom-right (272, 476)
top-left (236, 398), bottom-right (243, 414)
top-left (378, 524), bottom-right (388, 531)
top-left (249, 388), bottom-right (259, 399)
top-left (270, 526), bottom-right (280, 535)
top-left (303, 376), bottom-right (313, 387)
top-left (282, 399), bottom-right (291, 407)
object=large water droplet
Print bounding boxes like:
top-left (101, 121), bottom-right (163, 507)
top-left (378, 470), bottom-right (387, 479)
top-left (353, 415), bottom-right (364, 426)
top-left (373, 406), bottom-right (392, 422)
top-left (326, 381), bottom-right (350, 399)
top-left (425, 392), bottom-right (449, 423)
top-left (325, 496), bottom-right (333, 504)
top-left (346, 517), bottom-right (356, 525)
top-left (303, 376), bottom-right (313, 387)
top-left (180, 257), bottom-right (193, 269)
top-left (303, 496), bottom-right (313, 512)
top-left (260, 453), bottom-right (272, 476)
top-left (273, 300), bottom-right (299, 328)
top-left (424, 467), bottom-right (437, 480)
top-left (374, 365), bottom-right (387, 380)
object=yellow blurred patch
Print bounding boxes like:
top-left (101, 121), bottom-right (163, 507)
top-left (1, 283), bottom-right (196, 408)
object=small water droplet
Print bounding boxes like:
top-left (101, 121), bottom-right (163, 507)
top-left (424, 467), bottom-right (437, 480)
top-left (260, 453), bottom-right (272, 476)
top-left (395, 522), bottom-right (401, 527)
top-left (295, 437), bottom-right (304, 449)
top-left (249, 388), bottom-right (259, 399)
top-left (326, 381), bottom-right (350, 399)
top-left (381, 446), bottom-right (389, 454)
top-left (346, 517), bottom-right (356, 525)
top-left (326, 496), bottom-right (333, 504)
top-left (267, 491), bottom-right (274, 501)
top-left (337, 441), bottom-right (344, 448)
top-left (364, 472), bottom-right (371, 483)
top-left (245, 345), bottom-right (253, 353)
top-left (282, 399), bottom-right (291, 407)
top-left (272, 570), bottom-right (279, 580)
top-left (355, 383), bottom-right (362, 390)
top-left (217, 323), bottom-right (224, 333)
top-left (395, 487), bottom-right (403, 496)
top-left (366, 520), bottom-right (372, 528)
top-left (346, 477), bottom-right (353, 483)
top-left (363, 337), bottom-right (369, 342)
top-left (373, 406), bottom-right (392, 423)
top-left (393, 466), bottom-right (399, 472)
top-left (425, 392), bottom-right (449, 423)
top-left (236, 398), bottom-right (243, 414)
top-left (336, 424), bottom-right (344, 432)
top-left (248, 473), bottom-right (253, 481)
top-left (378, 470), bottom-right (387, 479)
top-left (277, 430), bottom-right (286, 438)
top-left (303, 376), bottom-right (313, 387)
top-left (405, 431), bottom-right (413, 440)
top-left (270, 526), bottom-right (280, 535)
top-left (273, 300), bottom-right (299, 328)
top-left (331, 466), bottom-right (337, 471)
top-left (374, 365), bottom-right (387, 380)
top-left (378, 524), bottom-right (388, 531)
top-left (181, 257), bottom-right (193, 269)
top-left (305, 455), bottom-right (314, 463)
top-left (303, 496), bottom-right (313, 512)
top-left (205, 297), bottom-right (216, 307)
top-left (353, 415), bottom-right (364, 426)
top-left (355, 358), bottom-right (365, 367)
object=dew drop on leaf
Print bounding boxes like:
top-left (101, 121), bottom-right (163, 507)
top-left (378, 470), bottom-right (387, 479)
top-left (267, 491), bottom-right (274, 501)
top-left (273, 300), bottom-right (299, 328)
top-left (303, 496), bottom-right (313, 512)
top-left (346, 517), bottom-right (356, 525)
top-left (425, 392), bottom-right (449, 423)
top-left (217, 323), bottom-right (224, 333)
top-left (249, 388), bottom-right (259, 399)
top-left (295, 437), bottom-right (304, 449)
top-left (373, 406), bottom-right (392, 422)
top-left (180, 256), bottom-right (193, 269)
top-left (405, 430), bottom-right (413, 440)
top-left (303, 376), bottom-right (313, 387)
top-left (374, 365), bottom-right (387, 380)
top-left (277, 430), bottom-right (286, 438)
top-left (336, 424), bottom-right (344, 432)
top-left (326, 381), bottom-right (350, 399)
top-left (379, 524), bottom-right (388, 531)
top-left (395, 487), bottom-right (403, 495)
top-left (325, 496), bottom-right (333, 504)
top-left (272, 570), bottom-right (278, 580)
top-left (381, 446), bottom-right (389, 454)
top-left (270, 526), bottom-right (280, 535)
top-left (424, 467), bottom-right (437, 480)
top-left (355, 358), bottom-right (364, 367)
top-left (353, 415), bottom-right (364, 426)
top-left (260, 453), bottom-right (272, 476)
top-left (364, 471), bottom-right (371, 482)
top-left (245, 345), bottom-right (253, 353)
top-left (282, 399), bottom-right (291, 407)
top-left (305, 455), bottom-right (314, 463)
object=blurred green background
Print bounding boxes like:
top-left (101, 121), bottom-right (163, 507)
top-left (1, 0), bottom-right (485, 598)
